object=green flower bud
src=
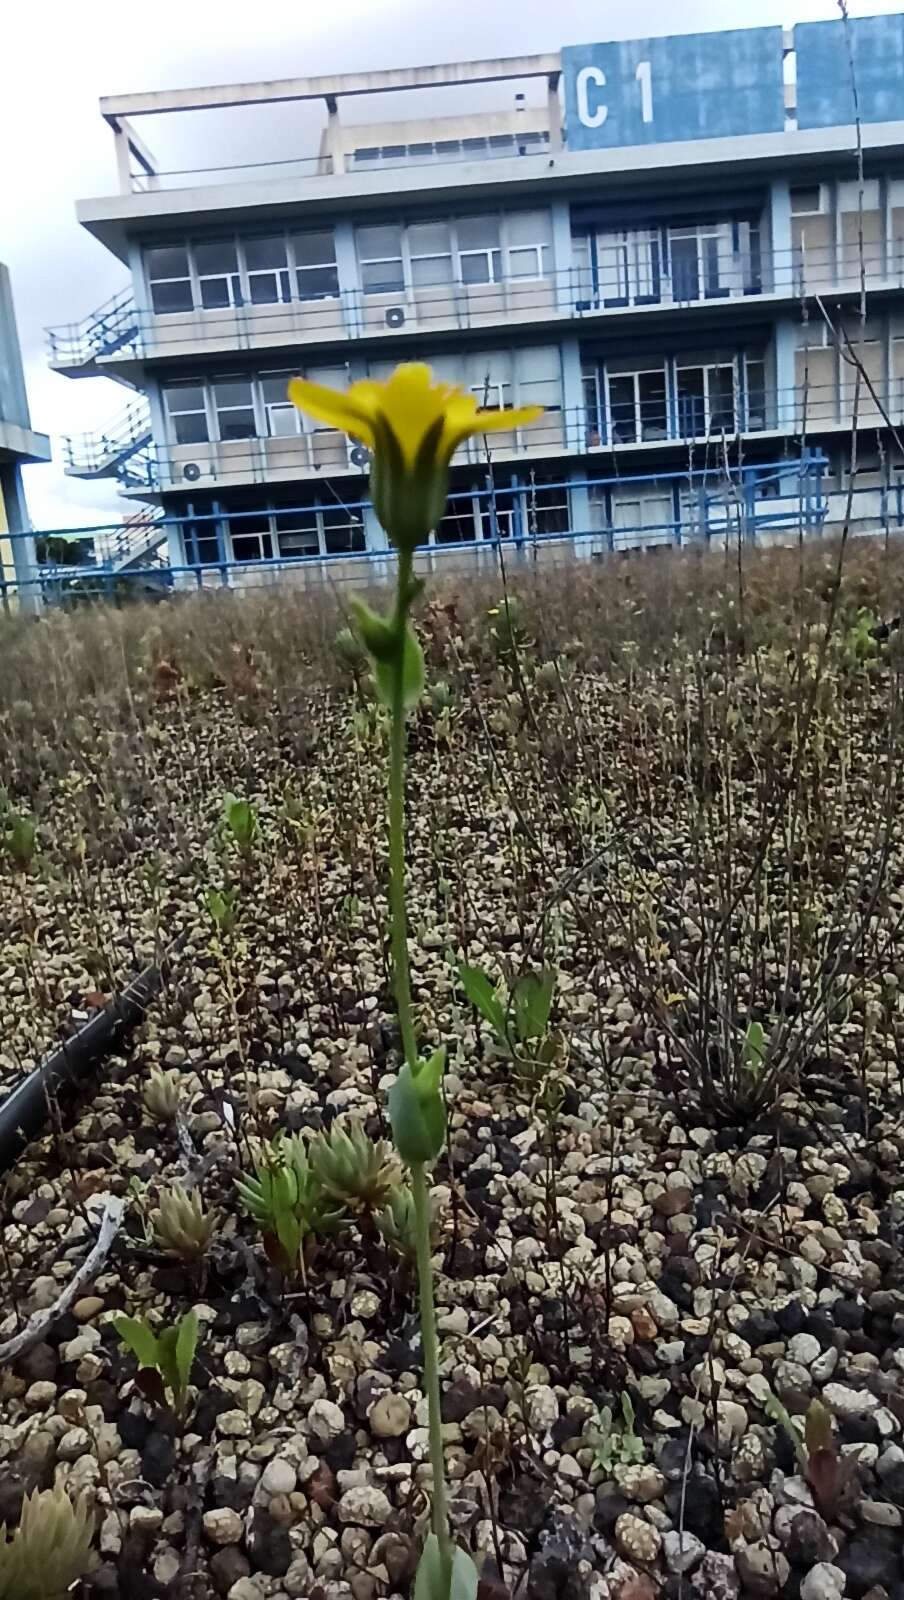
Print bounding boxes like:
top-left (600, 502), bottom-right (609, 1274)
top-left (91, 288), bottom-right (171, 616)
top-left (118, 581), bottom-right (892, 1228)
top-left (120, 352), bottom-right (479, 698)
top-left (389, 1049), bottom-right (447, 1164)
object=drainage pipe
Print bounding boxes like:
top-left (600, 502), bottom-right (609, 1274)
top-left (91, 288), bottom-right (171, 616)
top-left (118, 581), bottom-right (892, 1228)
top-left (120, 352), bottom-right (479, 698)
top-left (0, 963), bottom-right (162, 1175)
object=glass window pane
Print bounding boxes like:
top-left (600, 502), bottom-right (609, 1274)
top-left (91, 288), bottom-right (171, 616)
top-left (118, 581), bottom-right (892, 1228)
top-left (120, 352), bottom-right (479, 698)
top-left (200, 279), bottom-right (231, 309)
top-left (151, 280), bottom-right (193, 313)
top-left (173, 414), bottom-right (209, 445)
top-left (214, 381), bottom-right (253, 408)
top-left (357, 224), bottom-right (402, 259)
top-left (146, 246), bottom-right (189, 280)
top-left (460, 254), bottom-right (491, 285)
top-left (297, 264), bottom-right (339, 297)
top-left (509, 248), bottom-right (540, 279)
top-left (268, 406), bottom-right (299, 437)
top-left (408, 222), bottom-right (452, 256)
top-left (245, 236), bottom-right (287, 271)
top-left (166, 384), bottom-right (206, 413)
top-left (195, 241), bottom-right (238, 274)
top-left (218, 411), bottom-right (256, 441)
top-left (249, 275), bottom-right (280, 305)
top-left (457, 216), bottom-right (500, 250)
top-left (292, 230), bottom-right (336, 267)
top-left (506, 210), bottom-right (552, 246)
top-left (361, 260), bottom-right (404, 293)
top-left (261, 374), bottom-right (292, 404)
top-left (411, 256), bottom-right (454, 287)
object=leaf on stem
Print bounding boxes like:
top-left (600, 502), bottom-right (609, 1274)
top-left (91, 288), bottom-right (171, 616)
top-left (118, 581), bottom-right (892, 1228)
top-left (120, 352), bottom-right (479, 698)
top-left (373, 623), bottom-right (425, 713)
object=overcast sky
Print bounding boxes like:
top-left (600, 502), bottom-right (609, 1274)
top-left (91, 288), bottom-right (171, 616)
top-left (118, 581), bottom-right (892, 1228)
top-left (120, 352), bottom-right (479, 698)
top-left (1, 0), bottom-right (900, 533)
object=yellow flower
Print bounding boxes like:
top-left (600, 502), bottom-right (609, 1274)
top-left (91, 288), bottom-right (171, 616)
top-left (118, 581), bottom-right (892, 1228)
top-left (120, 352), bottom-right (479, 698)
top-left (289, 362), bottom-right (542, 550)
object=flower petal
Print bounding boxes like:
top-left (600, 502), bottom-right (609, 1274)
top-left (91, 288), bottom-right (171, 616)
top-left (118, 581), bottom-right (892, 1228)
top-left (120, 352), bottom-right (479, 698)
top-left (477, 404), bottom-right (545, 433)
top-left (288, 378), bottom-right (377, 446)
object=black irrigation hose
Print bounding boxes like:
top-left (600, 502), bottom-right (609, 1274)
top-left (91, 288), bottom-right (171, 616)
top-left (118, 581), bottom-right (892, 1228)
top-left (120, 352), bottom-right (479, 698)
top-left (0, 964), bottom-right (162, 1177)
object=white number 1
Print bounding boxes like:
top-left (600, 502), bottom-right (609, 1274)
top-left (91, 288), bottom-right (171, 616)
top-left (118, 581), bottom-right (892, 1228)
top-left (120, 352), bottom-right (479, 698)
top-left (635, 59), bottom-right (654, 123)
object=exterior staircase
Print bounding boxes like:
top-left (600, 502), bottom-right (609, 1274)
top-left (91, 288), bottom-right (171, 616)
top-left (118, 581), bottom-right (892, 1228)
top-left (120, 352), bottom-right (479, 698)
top-left (62, 399), bottom-right (153, 486)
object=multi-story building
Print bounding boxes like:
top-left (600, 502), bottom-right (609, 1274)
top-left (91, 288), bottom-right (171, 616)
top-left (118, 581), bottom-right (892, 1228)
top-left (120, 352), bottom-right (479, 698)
top-left (44, 14), bottom-right (904, 588)
top-left (1, 264), bottom-right (49, 608)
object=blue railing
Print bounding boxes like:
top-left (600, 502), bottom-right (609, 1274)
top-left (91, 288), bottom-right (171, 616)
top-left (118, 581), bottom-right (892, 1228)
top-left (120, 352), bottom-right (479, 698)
top-left (1, 455), bottom-right (841, 605)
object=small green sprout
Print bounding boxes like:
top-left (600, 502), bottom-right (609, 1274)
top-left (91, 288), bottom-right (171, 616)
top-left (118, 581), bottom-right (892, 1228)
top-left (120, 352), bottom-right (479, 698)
top-left (142, 1067), bottom-right (182, 1123)
top-left (205, 884), bottom-right (239, 935)
top-left (378, 1184), bottom-right (441, 1263)
top-left (3, 813), bottom-right (36, 872)
top-left (590, 1393), bottom-right (645, 1473)
top-left (308, 1119), bottom-right (401, 1216)
top-left (236, 1133), bottom-right (346, 1276)
top-left (222, 792), bottom-right (258, 858)
top-left (113, 1307), bottom-right (199, 1417)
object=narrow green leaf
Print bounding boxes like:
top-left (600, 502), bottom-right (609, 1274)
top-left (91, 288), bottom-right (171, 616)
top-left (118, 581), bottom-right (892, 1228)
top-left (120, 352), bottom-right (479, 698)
top-left (176, 1308), bottom-right (199, 1392)
top-left (512, 970), bottom-right (555, 1043)
top-left (113, 1315), bottom-right (160, 1370)
top-left (742, 1020), bottom-right (767, 1076)
top-left (413, 1046), bottom-right (445, 1099)
top-left (449, 1547), bottom-right (479, 1600)
top-left (373, 624), bottom-right (425, 713)
top-left (350, 597), bottom-right (397, 663)
top-left (457, 963), bottom-right (507, 1036)
top-left (414, 1538), bottom-right (479, 1600)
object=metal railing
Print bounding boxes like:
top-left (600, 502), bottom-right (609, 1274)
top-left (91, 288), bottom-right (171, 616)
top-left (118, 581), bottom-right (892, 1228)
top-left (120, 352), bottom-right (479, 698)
top-left (62, 399), bottom-right (153, 478)
top-left (2, 454), bottom-right (839, 604)
top-left (97, 378), bottom-right (899, 496)
top-left (44, 237), bottom-right (902, 371)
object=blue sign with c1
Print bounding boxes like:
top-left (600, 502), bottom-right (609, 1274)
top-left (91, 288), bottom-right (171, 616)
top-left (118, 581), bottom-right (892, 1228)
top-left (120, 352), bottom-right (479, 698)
top-left (562, 28), bottom-right (786, 152)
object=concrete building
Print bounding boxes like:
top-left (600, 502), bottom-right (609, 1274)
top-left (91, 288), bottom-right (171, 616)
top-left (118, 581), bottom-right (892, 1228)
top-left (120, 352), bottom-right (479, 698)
top-left (44, 14), bottom-right (904, 588)
top-left (1, 265), bottom-right (49, 607)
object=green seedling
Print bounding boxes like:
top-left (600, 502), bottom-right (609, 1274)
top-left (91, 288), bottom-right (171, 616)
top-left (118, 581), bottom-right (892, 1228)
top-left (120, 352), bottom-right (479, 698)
top-left (378, 1183), bottom-right (441, 1263)
top-left (150, 1184), bottom-right (217, 1262)
top-left (590, 1393), bottom-right (646, 1473)
top-left (205, 884), bottom-right (239, 936)
top-left (222, 792), bottom-right (258, 858)
top-left (457, 961), bottom-right (563, 1090)
top-left (114, 1307), bottom-right (199, 1417)
top-left (3, 813), bottom-right (36, 871)
top-left (236, 1132), bottom-right (346, 1277)
top-left (142, 1067), bottom-right (182, 1123)
top-left (765, 1392), bottom-right (860, 1519)
top-left (741, 1020), bottom-right (767, 1080)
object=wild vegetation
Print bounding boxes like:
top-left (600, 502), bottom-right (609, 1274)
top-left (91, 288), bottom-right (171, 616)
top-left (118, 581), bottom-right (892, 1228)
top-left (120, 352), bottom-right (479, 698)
top-left (1, 533), bottom-right (904, 1598)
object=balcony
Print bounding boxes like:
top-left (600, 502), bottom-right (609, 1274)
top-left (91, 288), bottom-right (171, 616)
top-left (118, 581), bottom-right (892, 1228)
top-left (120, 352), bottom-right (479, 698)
top-left (46, 237), bottom-right (904, 376)
top-left (114, 376), bottom-right (904, 498)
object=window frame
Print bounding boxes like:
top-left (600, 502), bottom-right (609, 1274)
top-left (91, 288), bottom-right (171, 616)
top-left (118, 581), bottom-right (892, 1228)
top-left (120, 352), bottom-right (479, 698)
top-left (355, 209), bottom-right (553, 297)
top-left (163, 382), bottom-right (212, 446)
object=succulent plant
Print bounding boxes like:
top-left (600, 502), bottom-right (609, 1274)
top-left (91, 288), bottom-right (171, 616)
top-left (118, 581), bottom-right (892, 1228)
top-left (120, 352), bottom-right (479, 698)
top-left (236, 1133), bottom-right (346, 1272)
top-left (150, 1183), bottom-right (217, 1261)
top-left (0, 1486), bottom-right (94, 1600)
top-left (309, 1118), bottom-right (402, 1215)
top-left (377, 1183), bottom-right (440, 1261)
top-left (142, 1067), bottom-right (181, 1123)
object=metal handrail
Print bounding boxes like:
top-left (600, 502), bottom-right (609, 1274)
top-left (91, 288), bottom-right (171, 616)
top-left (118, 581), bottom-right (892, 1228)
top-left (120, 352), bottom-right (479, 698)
top-left (44, 237), bottom-right (902, 369)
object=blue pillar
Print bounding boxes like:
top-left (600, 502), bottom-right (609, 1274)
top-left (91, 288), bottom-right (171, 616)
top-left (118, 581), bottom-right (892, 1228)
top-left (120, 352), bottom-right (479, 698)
top-left (775, 318), bottom-right (797, 429)
top-left (770, 177), bottom-right (793, 295)
top-left (560, 336), bottom-right (584, 452)
top-left (335, 221), bottom-right (362, 339)
top-left (551, 199), bottom-right (574, 314)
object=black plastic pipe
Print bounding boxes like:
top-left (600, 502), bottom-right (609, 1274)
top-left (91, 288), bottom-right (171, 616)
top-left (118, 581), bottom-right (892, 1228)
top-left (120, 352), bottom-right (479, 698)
top-left (0, 964), bottom-right (162, 1176)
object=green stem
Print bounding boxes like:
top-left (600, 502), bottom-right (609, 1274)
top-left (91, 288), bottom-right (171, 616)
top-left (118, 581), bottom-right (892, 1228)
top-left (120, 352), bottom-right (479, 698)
top-left (386, 546), bottom-right (451, 1574)
top-left (412, 1158), bottom-right (451, 1566)
top-left (388, 546), bottom-right (418, 1072)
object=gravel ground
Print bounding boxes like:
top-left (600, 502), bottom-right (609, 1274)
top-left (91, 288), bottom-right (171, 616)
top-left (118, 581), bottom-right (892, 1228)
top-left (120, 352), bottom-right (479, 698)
top-left (2, 550), bottom-right (904, 1600)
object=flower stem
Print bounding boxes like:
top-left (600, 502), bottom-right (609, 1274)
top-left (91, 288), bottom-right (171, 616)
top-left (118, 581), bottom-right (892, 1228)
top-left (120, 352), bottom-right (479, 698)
top-left (387, 547), bottom-right (418, 1073)
top-left (386, 547), bottom-right (451, 1574)
top-left (412, 1158), bottom-right (451, 1565)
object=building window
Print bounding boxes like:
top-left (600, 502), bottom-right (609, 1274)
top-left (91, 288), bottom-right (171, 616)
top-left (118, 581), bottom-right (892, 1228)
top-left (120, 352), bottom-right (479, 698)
top-left (607, 368), bottom-right (668, 444)
top-left (261, 373), bottom-right (301, 436)
top-left (274, 510), bottom-right (320, 557)
top-left (357, 225), bottom-right (405, 293)
top-left (506, 211), bottom-right (554, 279)
top-left (214, 380), bottom-right (256, 441)
top-left (408, 221), bottom-right (454, 287)
top-left (195, 241), bottom-right (241, 309)
top-left (229, 511), bottom-right (273, 563)
top-left (164, 383), bottom-right (209, 445)
top-left (675, 362), bottom-right (736, 437)
top-left (244, 237), bottom-right (291, 305)
top-left (291, 231), bottom-right (339, 299)
top-left (457, 216), bottom-right (502, 284)
top-left (323, 507), bottom-right (365, 553)
top-left (147, 247), bottom-right (193, 314)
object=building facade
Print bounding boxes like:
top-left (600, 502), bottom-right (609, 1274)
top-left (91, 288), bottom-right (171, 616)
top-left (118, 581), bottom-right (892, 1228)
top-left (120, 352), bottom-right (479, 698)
top-left (45, 14), bottom-right (904, 589)
top-left (1, 265), bottom-right (49, 608)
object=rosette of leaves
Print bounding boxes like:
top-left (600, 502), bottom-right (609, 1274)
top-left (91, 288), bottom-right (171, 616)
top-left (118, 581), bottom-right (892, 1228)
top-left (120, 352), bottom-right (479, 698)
top-left (0, 1487), bottom-right (94, 1600)
top-left (142, 1067), bottom-right (181, 1123)
top-left (150, 1183), bottom-right (217, 1262)
top-left (309, 1118), bottom-right (402, 1216)
top-left (377, 1184), bottom-right (440, 1262)
top-left (236, 1132), bottom-right (346, 1274)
